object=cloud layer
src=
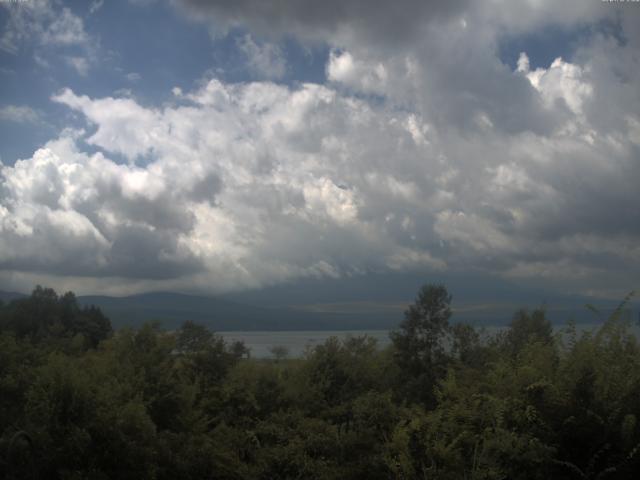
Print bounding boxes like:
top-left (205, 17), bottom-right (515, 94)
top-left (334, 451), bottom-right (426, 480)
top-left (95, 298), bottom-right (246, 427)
top-left (1, 0), bottom-right (96, 75)
top-left (1, 0), bottom-right (639, 297)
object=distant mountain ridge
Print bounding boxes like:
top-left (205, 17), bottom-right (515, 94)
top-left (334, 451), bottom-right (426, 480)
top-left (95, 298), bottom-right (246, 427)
top-left (0, 291), bottom-right (27, 303)
top-left (1, 286), bottom-right (636, 332)
top-left (77, 291), bottom-right (398, 331)
top-left (1, 289), bottom-right (400, 331)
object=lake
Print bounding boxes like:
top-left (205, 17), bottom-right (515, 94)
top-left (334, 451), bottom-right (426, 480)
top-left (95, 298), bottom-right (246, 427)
top-left (221, 330), bottom-right (391, 358)
top-left (221, 322), bottom-right (640, 358)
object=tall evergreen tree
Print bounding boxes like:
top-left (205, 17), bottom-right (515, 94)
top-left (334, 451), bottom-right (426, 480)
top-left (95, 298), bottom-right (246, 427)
top-left (390, 284), bottom-right (452, 406)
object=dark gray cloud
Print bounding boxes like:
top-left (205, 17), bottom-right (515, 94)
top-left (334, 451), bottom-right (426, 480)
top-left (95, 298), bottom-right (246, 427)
top-left (105, 224), bottom-right (204, 279)
top-left (176, 0), bottom-right (617, 139)
top-left (178, 0), bottom-right (470, 47)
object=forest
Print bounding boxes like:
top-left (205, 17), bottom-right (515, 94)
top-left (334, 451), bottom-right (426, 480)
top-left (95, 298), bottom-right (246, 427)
top-left (0, 285), bottom-right (639, 479)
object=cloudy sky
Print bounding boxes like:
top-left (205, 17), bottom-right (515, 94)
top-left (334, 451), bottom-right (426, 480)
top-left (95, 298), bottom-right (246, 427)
top-left (0, 0), bottom-right (639, 301)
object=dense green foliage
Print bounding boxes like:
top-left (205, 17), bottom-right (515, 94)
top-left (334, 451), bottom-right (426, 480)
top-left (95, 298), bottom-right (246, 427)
top-left (1, 286), bottom-right (639, 479)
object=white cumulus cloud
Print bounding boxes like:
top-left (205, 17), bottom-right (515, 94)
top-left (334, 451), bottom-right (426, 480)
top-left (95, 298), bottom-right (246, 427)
top-left (1, 0), bottom-right (639, 298)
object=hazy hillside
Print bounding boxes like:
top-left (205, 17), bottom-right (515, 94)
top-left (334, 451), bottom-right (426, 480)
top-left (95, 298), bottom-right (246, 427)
top-left (1, 287), bottom-right (636, 331)
top-left (0, 291), bottom-right (26, 303)
top-left (76, 292), bottom-right (398, 331)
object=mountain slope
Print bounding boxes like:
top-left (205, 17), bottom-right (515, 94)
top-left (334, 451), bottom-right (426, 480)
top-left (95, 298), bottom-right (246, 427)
top-left (77, 291), bottom-right (397, 331)
top-left (0, 291), bottom-right (27, 303)
top-left (1, 284), bottom-right (635, 332)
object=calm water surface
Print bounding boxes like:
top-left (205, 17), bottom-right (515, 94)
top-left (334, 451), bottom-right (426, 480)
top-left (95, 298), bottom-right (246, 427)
top-left (221, 330), bottom-right (391, 358)
top-left (221, 322), bottom-right (640, 358)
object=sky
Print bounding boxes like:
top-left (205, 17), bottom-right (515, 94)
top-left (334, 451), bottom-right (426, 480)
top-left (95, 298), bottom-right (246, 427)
top-left (0, 0), bottom-right (639, 303)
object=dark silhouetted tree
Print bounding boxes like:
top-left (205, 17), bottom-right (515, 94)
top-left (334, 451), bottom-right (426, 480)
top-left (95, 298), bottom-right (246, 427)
top-left (390, 284), bottom-right (452, 407)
